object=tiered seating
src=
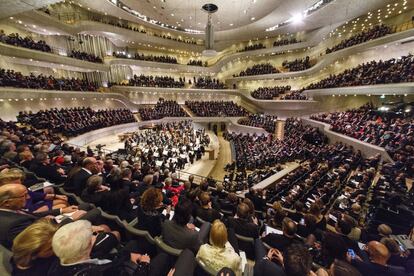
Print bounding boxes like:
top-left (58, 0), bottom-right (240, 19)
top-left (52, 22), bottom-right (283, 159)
top-left (193, 76), bottom-right (226, 89)
top-left (187, 60), bottom-right (204, 66)
top-left (306, 55), bottom-right (414, 89)
top-left (139, 98), bottom-right (188, 120)
top-left (238, 114), bottom-right (278, 133)
top-left (0, 69), bottom-right (98, 91)
top-left (112, 51), bottom-right (177, 64)
top-left (68, 50), bottom-right (103, 63)
top-left (185, 101), bottom-right (249, 117)
top-left (282, 56), bottom-right (311, 71)
top-left (17, 107), bottom-right (135, 137)
top-left (326, 24), bottom-right (392, 54)
top-left (121, 74), bottom-right (185, 88)
top-left (235, 63), bottom-right (279, 77)
top-left (273, 37), bottom-right (300, 47)
top-left (0, 30), bottom-right (51, 52)
top-left (310, 103), bottom-right (414, 167)
top-left (239, 43), bottom-right (266, 52)
top-left (251, 86), bottom-right (291, 100)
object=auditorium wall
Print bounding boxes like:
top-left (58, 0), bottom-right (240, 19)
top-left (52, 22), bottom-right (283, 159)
top-left (0, 88), bottom-right (137, 121)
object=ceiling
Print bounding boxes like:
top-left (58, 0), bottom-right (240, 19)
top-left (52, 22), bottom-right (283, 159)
top-left (77, 0), bottom-right (403, 42)
top-left (0, 0), bottom-right (60, 19)
top-left (122, 0), bottom-right (285, 32)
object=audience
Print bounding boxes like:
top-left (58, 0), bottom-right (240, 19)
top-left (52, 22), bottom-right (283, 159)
top-left (251, 86), bottom-right (291, 100)
top-left (235, 63), bottom-right (280, 77)
top-left (273, 37), bottom-right (300, 47)
top-left (187, 60), bottom-right (204, 66)
top-left (282, 56), bottom-right (312, 72)
top-left (112, 51), bottom-right (178, 64)
top-left (68, 50), bottom-right (103, 63)
top-left (121, 74), bottom-right (185, 88)
top-left (193, 76), bottom-right (226, 89)
top-left (310, 103), bottom-right (414, 169)
top-left (238, 113), bottom-right (278, 133)
top-left (326, 24), bottom-right (392, 54)
top-left (17, 107), bottom-right (136, 137)
top-left (306, 55), bottom-right (414, 89)
top-left (139, 98), bottom-right (188, 121)
top-left (0, 69), bottom-right (98, 91)
top-left (185, 101), bottom-right (249, 117)
top-left (239, 43), bottom-right (266, 52)
top-left (0, 30), bottom-right (51, 52)
top-left (281, 90), bottom-right (308, 100)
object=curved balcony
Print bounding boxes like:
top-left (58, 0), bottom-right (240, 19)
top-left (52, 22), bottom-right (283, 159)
top-left (0, 87), bottom-right (137, 121)
top-left (226, 28), bottom-right (414, 83)
top-left (0, 42), bottom-right (110, 72)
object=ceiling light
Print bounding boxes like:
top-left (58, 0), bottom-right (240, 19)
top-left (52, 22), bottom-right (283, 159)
top-left (171, 13), bottom-right (174, 16)
top-left (229, 23), bottom-right (234, 26)
top-left (251, 17), bottom-right (255, 21)
top-left (290, 13), bottom-right (304, 24)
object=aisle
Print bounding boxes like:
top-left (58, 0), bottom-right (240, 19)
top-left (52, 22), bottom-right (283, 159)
top-left (209, 133), bottom-right (232, 181)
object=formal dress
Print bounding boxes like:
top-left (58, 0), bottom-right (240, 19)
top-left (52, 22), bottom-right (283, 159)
top-left (196, 242), bottom-right (242, 276)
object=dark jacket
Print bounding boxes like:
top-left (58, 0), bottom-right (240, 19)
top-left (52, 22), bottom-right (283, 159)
top-left (162, 220), bottom-right (201, 253)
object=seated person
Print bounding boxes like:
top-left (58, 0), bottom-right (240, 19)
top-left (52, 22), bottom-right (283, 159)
top-left (348, 240), bottom-right (407, 276)
top-left (195, 192), bottom-right (221, 223)
top-left (196, 220), bottom-right (242, 276)
top-left (227, 203), bottom-right (259, 239)
top-left (11, 218), bottom-right (59, 275)
top-left (136, 187), bottom-right (170, 238)
top-left (262, 217), bottom-right (303, 252)
top-left (254, 239), bottom-right (316, 276)
top-left (162, 197), bottom-right (209, 253)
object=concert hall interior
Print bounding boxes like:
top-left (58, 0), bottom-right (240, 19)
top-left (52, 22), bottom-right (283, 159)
top-left (0, 0), bottom-right (413, 275)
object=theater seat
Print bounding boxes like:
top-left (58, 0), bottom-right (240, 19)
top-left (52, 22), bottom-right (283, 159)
top-left (0, 244), bottom-right (12, 276)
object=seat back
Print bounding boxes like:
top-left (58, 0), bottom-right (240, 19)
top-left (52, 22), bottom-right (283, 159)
top-left (195, 216), bottom-right (208, 228)
top-left (235, 234), bottom-right (255, 260)
top-left (154, 236), bottom-right (182, 257)
top-left (0, 244), bottom-right (12, 276)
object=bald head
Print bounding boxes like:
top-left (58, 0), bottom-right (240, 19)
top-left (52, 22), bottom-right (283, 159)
top-left (0, 184), bottom-right (27, 210)
top-left (366, 241), bottom-right (390, 265)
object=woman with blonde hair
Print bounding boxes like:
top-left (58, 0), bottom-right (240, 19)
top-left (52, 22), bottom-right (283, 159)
top-left (11, 218), bottom-right (59, 275)
top-left (196, 219), bottom-right (242, 276)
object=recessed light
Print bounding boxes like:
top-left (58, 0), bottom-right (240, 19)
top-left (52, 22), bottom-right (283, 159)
top-left (171, 13), bottom-right (174, 16)
top-left (251, 17), bottom-right (255, 21)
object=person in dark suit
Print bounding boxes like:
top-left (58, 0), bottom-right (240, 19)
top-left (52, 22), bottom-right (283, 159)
top-left (195, 192), bottom-right (221, 223)
top-left (349, 241), bottom-right (407, 276)
top-left (136, 174), bottom-right (154, 196)
top-left (335, 217), bottom-right (361, 256)
top-left (227, 203), bottom-right (259, 239)
top-left (30, 152), bottom-right (67, 184)
top-left (65, 157), bottom-right (97, 195)
top-left (0, 184), bottom-right (80, 249)
top-left (162, 198), bottom-right (209, 253)
top-left (262, 217), bottom-right (303, 252)
top-left (117, 168), bottom-right (137, 193)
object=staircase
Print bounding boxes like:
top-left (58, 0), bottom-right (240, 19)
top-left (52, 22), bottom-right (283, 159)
top-left (275, 120), bottom-right (285, 139)
top-left (181, 105), bottom-right (195, 117)
top-left (133, 113), bottom-right (141, 122)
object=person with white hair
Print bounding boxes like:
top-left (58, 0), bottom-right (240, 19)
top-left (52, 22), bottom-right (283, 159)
top-left (50, 220), bottom-right (193, 275)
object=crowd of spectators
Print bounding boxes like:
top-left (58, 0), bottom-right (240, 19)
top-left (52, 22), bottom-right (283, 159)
top-left (0, 107), bottom-right (413, 275)
top-left (282, 56), bottom-right (312, 72)
top-left (193, 76), bottom-right (226, 89)
top-left (326, 24), bottom-right (392, 54)
top-left (17, 107), bottom-right (135, 137)
top-left (0, 69), bottom-right (98, 91)
top-left (112, 51), bottom-right (178, 64)
top-left (310, 103), bottom-right (414, 171)
top-left (68, 50), bottom-right (103, 63)
top-left (187, 60), bottom-right (205, 66)
top-left (0, 30), bottom-right (51, 52)
top-left (139, 98), bottom-right (188, 121)
top-left (251, 85), bottom-right (291, 100)
top-left (306, 55), bottom-right (414, 90)
top-left (280, 90), bottom-right (308, 100)
top-left (123, 74), bottom-right (185, 88)
top-left (238, 114), bottom-right (278, 133)
top-left (235, 63), bottom-right (280, 77)
top-left (273, 37), bottom-right (300, 47)
top-left (185, 101), bottom-right (249, 117)
top-left (239, 43), bottom-right (266, 52)
top-left (225, 118), bottom-right (328, 171)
